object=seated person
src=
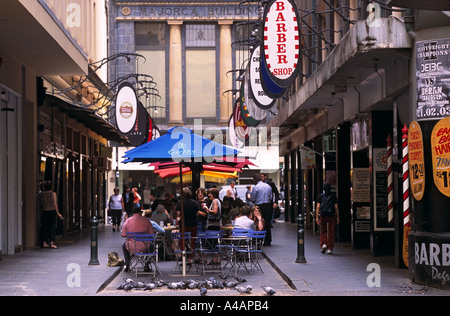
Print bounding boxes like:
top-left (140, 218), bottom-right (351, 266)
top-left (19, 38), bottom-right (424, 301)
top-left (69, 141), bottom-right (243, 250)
top-left (121, 206), bottom-right (155, 272)
top-left (143, 209), bottom-right (165, 234)
top-left (233, 205), bottom-right (255, 231)
top-left (151, 204), bottom-right (171, 227)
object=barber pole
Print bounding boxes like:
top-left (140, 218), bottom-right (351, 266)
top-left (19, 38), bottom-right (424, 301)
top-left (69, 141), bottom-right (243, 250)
top-left (387, 134), bottom-right (394, 224)
top-left (402, 125), bottom-right (410, 228)
top-left (402, 124), bottom-right (411, 268)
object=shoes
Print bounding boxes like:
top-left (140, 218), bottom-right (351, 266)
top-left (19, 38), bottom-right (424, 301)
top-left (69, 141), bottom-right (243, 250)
top-left (321, 244), bottom-right (327, 253)
top-left (327, 249), bottom-right (333, 254)
top-left (123, 265), bottom-right (130, 272)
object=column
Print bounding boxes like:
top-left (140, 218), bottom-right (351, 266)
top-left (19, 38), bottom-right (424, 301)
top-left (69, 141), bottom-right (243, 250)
top-left (218, 21), bottom-right (233, 126)
top-left (168, 21), bottom-right (184, 127)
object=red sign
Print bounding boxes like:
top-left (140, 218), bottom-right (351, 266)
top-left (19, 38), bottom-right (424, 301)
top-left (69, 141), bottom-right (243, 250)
top-left (262, 0), bottom-right (301, 88)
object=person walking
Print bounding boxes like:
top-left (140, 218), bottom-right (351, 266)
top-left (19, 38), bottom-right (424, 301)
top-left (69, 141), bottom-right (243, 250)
top-left (316, 183), bottom-right (339, 254)
top-left (39, 181), bottom-right (63, 249)
top-left (250, 173), bottom-right (273, 246)
top-left (108, 187), bottom-right (124, 232)
top-left (122, 186), bottom-right (135, 219)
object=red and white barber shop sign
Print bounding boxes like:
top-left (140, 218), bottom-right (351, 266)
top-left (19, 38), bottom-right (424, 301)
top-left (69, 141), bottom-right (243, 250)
top-left (262, 0), bottom-right (301, 88)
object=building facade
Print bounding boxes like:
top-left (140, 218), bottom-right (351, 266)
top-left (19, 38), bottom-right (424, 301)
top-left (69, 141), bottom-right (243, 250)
top-left (107, 0), bottom-right (281, 195)
top-left (0, 0), bottom-right (124, 254)
top-left (272, 0), bottom-right (450, 289)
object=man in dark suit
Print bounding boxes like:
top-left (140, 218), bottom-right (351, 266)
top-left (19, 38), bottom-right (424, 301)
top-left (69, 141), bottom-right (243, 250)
top-left (122, 186), bottom-right (135, 219)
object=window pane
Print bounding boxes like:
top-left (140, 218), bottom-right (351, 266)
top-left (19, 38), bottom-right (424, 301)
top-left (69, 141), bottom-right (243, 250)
top-left (137, 50), bottom-right (166, 121)
top-left (135, 23), bottom-right (166, 49)
top-left (186, 50), bottom-right (216, 118)
top-left (186, 24), bottom-right (216, 47)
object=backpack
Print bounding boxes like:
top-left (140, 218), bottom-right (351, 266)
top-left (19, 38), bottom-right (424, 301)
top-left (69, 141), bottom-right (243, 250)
top-left (107, 251), bottom-right (124, 267)
top-left (319, 193), bottom-right (335, 216)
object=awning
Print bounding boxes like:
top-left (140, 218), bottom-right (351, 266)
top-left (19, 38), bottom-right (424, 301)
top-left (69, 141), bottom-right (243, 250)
top-left (46, 95), bottom-right (129, 144)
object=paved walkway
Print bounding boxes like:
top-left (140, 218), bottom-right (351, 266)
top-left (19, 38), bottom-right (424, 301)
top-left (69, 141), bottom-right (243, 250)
top-left (265, 221), bottom-right (448, 296)
top-left (0, 222), bottom-right (448, 296)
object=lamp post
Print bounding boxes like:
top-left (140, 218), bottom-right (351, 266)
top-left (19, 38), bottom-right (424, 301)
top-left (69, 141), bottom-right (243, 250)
top-left (295, 211), bottom-right (307, 263)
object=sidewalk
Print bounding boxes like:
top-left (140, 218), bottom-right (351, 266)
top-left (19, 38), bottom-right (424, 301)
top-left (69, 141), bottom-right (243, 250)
top-left (0, 222), bottom-right (448, 296)
top-left (0, 225), bottom-right (123, 296)
top-left (264, 221), bottom-right (448, 296)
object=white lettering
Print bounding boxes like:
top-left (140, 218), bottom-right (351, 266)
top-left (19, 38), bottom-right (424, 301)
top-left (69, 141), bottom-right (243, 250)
top-left (366, 263), bottom-right (381, 288)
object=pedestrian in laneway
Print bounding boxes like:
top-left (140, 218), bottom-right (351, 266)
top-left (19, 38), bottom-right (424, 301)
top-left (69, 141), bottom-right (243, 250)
top-left (39, 181), bottom-right (63, 249)
top-left (108, 187), bottom-right (124, 232)
top-left (250, 173), bottom-right (273, 246)
top-left (316, 183), bottom-right (339, 254)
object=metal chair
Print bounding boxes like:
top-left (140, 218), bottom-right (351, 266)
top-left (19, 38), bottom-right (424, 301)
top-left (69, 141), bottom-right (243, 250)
top-left (131, 234), bottom-right (161, 277)
top-left (171, 232), bottom-right (195, 273)
top-left (236, 230), bottom-right (266, 274)
top-left (221, 228), bottom-right (251, 273)
top-left (196, 230), bottom-right (223, 275)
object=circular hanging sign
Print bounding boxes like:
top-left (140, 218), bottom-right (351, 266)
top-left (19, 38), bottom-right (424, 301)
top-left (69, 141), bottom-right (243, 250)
top-left (260, 52), bottom-right (287, 99)
top-left (233, 99), bottom-right (251, 141)
top-left (431, 117), bottom-right (450, 197)
top-left (126, 102), bottom-right (150, 147)
top-left (115, 82), bottom-right (138, 134)
top-left (408, 121), bottom-right (425, 201)
top-left (249, 46), bottom-right (276, 109)
top-left (244, 69), bottom-right (268, 122)
top-left (262, 0), bottom-right (301, 88)
top-left (239, 81), bottom-right (261, 127)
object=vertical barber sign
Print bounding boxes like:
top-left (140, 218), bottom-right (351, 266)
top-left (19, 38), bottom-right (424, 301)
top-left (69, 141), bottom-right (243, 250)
top-left (262, 0), bottom-right (301, 88)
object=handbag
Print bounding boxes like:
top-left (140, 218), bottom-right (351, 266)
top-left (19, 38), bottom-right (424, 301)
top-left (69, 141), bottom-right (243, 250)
top-left (107, 251), bottom-right (124, 267)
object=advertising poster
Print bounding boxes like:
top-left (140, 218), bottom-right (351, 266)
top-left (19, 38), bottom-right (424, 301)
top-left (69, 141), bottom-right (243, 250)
top-left (416, 39), bottom-right (450, 121)
top-left (431, 116), bottom-right (450, 197)
top-left (408, 121), bottom-right (425, 201)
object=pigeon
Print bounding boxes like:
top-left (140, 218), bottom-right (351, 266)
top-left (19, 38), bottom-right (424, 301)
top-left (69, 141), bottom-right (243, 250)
top-left (235, 285), bottom-right (252, 294)
top-left (124, 278), bottom-right (134, 284)
top-left (218, 273), bottom-right (229, 280)
top-left (168, 281), bottom-right (184, 290)
top-left (144, 283), bottom-right (157, 291)
top-left (224, 280), bottom-right (240, 288)
top-left (200, 287), bottom-right (208, 296)
top-left (135, 281), bottom-right (146, 289)
top-left (234, 275), bottom-right (247, 283)
top-left (261, 285), bottom-right (276, 296)
top-left (123, 283), bottom-right (134, 292)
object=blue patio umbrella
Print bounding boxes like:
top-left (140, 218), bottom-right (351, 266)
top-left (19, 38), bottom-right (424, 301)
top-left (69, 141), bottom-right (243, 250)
top-left (122, 126), bottom-right (239, 164)
top-left (122, 126), bottom-right (240, 275)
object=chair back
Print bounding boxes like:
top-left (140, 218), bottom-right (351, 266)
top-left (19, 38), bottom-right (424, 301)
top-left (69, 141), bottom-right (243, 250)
top-left (132, 234), bottom-right (157, 254)
top-left (232, 228), bottom-right (252, 237)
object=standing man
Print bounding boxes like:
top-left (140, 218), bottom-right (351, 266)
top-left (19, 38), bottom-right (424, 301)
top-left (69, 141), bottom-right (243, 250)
top-left (122, 186), bottom-right (135, 219)
top-left (250, 173), bottom-right (273, 246)
top-left (230, 181), bottom-right (238, 200)
top-left (261, 173), bottom-right (280, 222)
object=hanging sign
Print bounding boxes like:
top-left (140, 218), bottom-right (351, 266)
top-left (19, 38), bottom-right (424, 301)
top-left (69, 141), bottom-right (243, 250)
top-left (262, 0), bottom-right (301, 88)
top-left (408, 121), bottom-right (425, 201)
top-left (431, 116), bottom-right (450, 197)
top-left (239, 81), bottom-right (261, 127)
top-left (260, 52), bottom-right (287, 99)
top-left (115, 82), bottom-right (138, 134)
top-left (233, 99), bottom-right (251, 141)
top-left (244, 69), bottom-right (268, 122)
top-left (249, 46), bottom-right (276, 109)
top-left (126, 102), bottom-right (150, 147)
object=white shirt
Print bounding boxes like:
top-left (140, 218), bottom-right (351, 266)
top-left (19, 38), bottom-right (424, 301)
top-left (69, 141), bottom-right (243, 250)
top-left (234, 216), bottom-right (255, 231)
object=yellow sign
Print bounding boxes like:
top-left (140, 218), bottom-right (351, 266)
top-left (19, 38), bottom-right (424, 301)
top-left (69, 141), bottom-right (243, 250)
top-left (408, 121), bottom-right (425, 201)
top-left (431, 117), bottom-right (450, 197)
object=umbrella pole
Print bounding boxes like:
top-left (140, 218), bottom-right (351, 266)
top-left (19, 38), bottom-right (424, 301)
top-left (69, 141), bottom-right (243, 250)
top-left (179, 163), bottom-right (186, 276)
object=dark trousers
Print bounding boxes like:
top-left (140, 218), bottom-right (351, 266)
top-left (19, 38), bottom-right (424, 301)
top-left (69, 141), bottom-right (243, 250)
top-left (41, 210), bottom-right (57, 244)
top-left (258, 203), bottom-right (273, 245)
top-left (110, 209), bottom-right (122, 226)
